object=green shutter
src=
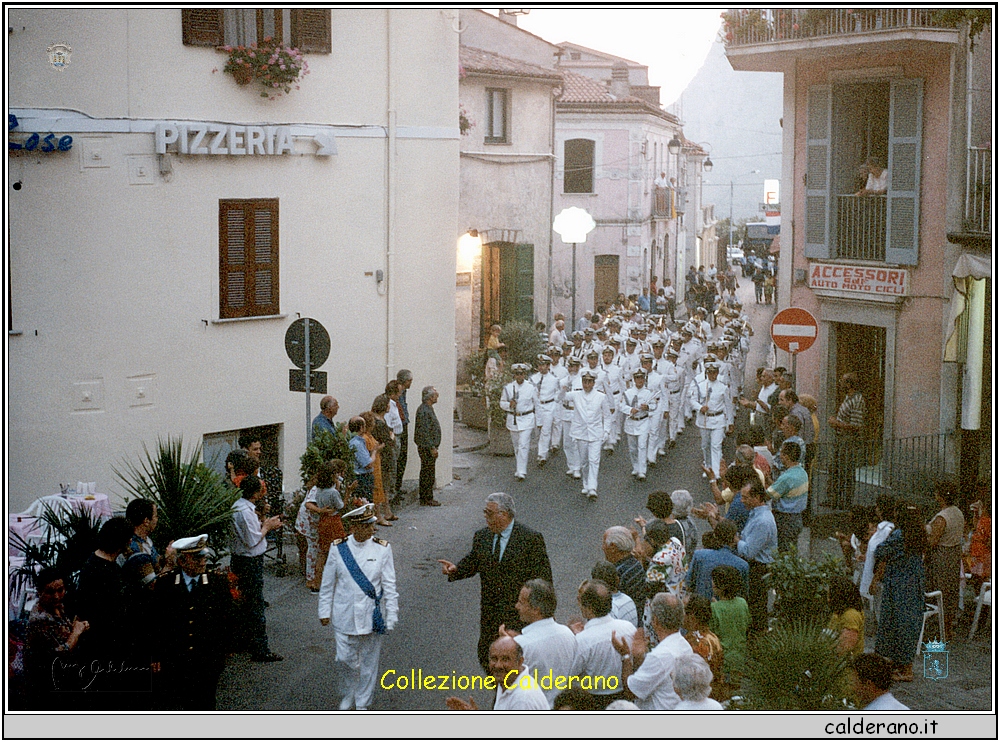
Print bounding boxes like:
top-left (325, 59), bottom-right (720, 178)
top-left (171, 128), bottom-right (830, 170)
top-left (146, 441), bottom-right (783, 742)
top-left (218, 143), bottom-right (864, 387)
top-left (885, 79), bottom-right (922, 266)
top-left (804, 84), bottom-right (832, 259)
top-left (515, 244), bottom-right (534, 324)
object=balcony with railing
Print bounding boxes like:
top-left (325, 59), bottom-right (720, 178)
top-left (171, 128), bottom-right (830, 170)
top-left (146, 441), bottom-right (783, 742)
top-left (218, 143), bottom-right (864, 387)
top-left (964, 146), bottom-right (991, 235)
top-left (836, 194), bottom-right (886, 262)
top-left (723, 8), bottom-right (958, 48)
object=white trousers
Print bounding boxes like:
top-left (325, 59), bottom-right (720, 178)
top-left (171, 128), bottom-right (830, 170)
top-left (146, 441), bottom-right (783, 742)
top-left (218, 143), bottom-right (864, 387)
top-left (563, 420), bottom-right (581, 473)
top-left (535, 404), bottom-right (558, 459)
top-left (335, 631), bottom-right (383, 711)
top-left (648, 414), bottom-right (666, 462)
top-left (699, 425), bottom-right (726, 478)
top-left (667, 392), bottom-right (683, 442)
top-left (606, 396), bottom-right (622, 447)
top-left (509, 427), bottom-right (532, 477)
top-left (626, 430), bottom-right (649, 476)
top-left (575, 438), bottom-right (603, 493)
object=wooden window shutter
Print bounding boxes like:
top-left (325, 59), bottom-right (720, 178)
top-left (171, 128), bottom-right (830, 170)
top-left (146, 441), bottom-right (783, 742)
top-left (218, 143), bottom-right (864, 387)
top-left (885, 78), bottom-right (923, 266)
top-left (804, 84), bottom-right (832, 260)
top-left (515, 244), bottom-right (535, 324)
top-left (219, 199), bottom-right (280, 319)
top-left (291, 9), bottom-right (332, 53)
top-left (182, 9), bottom-right (224, 47)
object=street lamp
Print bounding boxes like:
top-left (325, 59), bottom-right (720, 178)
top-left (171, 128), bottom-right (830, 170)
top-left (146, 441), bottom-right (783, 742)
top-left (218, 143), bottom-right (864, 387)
top-left (730, 169), bottom-right (761, 260)
top-left (553, 206), bottom-right (596, 329)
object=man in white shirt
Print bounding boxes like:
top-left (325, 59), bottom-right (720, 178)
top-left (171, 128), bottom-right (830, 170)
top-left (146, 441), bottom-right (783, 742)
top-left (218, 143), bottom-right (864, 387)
top-left (504, 579), bottom-right (577, 707)
top-left (853, 653), bottom-right (910, 710)
top-left (689, 362), bottom-right (735, 479)
top-left (501, 363), bottom-right (538, 482)
top-left (559, 358), bottom-right (585, 478)
top-left (569, 579), bottom-right (636, 706)
top-left (565, 370), bottom-right (612, 499)
top-left (621, 369), bottom-right (656, 482)
top-left (611, 592), bottom-right (693, 710)
top-left (446, 635), bottom-right (548, 711)
top-left (592, 562), bottom-right (638, 627)
top-left (230, 474), bottom-right (284, 662)
top-left (600, 346), bottom-right (624, 452)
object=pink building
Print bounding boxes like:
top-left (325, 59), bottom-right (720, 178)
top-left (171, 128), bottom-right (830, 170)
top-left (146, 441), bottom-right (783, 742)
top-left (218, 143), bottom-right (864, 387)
top-left (726, 9), bottom-right (992, 490)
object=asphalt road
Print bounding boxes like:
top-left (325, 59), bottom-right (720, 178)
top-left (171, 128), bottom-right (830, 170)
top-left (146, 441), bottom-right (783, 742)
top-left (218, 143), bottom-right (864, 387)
top-left (215, 277), bottom-right (778, 712)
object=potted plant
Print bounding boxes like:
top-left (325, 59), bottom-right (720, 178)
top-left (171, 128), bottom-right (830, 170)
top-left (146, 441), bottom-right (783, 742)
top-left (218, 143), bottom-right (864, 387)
top-left (222, 38), bottom-right (309, 98)
top-left (765, 551), bottom-right (843, 624)
top-left (734, 620), bottom-right (854, 710)
top-left (459, 104), bottom-right (475, 136)
top-left (114, 436), bottom-right (239, 555)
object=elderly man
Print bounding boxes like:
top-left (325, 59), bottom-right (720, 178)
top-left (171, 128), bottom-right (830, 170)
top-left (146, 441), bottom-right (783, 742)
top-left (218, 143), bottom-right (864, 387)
top-left (566, 369), bottom-right (612, 500)
top-left (312, 396), bottom-right (340, 439)
top-left (319, 504), bottom-right (398, 711)
top-left (501, 363), bottom-right (538, 481)
top-left (548, 317), bottom-right (567, 348)
top-left (568, 580), bottom-right (636, 707)
top-left (446, 635), bottom-right (548, 711)
top-left (602, 526), bottom-right (646, 618)
top-left (612, 593), bottom-right (693, 710)
top-left (153, 535), bottom-right (232, 710)
top-left (503, 579), bottom-right (577, 706)
top-left (438, 493), bottom-right (552, 669)
top-left (414, 385), bottom-right (442, 507)
top-left (736, 479), bottom-right (778, 635)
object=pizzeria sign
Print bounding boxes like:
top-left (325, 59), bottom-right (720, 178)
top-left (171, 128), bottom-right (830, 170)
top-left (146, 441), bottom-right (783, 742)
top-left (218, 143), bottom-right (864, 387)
top-left (809, 263), bottom-right (908, 296)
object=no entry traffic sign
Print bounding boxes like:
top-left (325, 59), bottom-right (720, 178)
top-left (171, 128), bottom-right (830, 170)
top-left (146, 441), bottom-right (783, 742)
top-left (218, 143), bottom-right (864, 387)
top-left (771, 307), bottom-right (818, 354)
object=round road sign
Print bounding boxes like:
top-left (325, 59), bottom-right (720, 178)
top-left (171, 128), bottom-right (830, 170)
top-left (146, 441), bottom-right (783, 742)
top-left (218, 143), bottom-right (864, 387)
top-left (771, 307), bottom-right (818, 354)
top-left (285, 318), bottom-right (330, 369)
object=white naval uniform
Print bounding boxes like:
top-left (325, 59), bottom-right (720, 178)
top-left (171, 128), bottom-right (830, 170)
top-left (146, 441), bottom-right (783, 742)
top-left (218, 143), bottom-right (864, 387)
top-left (530, 370), bottom-right (562, 462)
top-left (564, 388), bottom-right (611, 495)
top-left (560, 371), bottom-right (585, 475)
top-left (651, 355), bottom-right (672, 453)
top-left (642, 368), bottom-right (664, 464)
top-left (319, 534), bottom-right (399, 711)
top-left (661, 359), bottom-right (684, 444)
top-left (621, 384), bottom-right (657, 478)
top-left (501, 380), bottom-right (538, 479)
top-left (601, 361), bottom-right (624, 448)
top-left (689, 376), bottom-right (734, 478)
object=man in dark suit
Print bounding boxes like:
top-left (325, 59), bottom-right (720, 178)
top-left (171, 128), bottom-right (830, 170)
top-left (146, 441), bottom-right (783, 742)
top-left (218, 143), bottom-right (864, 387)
top-left (438, 493), bottom-right (553, 669)
top-left (152, 535), bottom-right (233, 710)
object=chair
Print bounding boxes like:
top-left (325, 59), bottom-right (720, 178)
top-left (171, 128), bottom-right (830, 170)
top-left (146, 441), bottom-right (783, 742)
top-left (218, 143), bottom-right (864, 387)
top-left (916, 590), bottom-right (945, 656)
top-left (968, 581), bottom-right (992, 640)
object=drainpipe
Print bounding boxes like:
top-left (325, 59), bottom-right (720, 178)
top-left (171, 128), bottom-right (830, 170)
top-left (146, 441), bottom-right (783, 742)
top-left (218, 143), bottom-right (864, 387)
top-left (385, 11), bottom-right (396, 385)
top-left (547, 84), bottom-right (556, 328)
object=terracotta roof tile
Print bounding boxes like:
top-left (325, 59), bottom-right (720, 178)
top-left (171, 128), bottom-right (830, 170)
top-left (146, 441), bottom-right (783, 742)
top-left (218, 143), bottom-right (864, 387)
top-left (557, 70), bottom-right (665, 112)
top-left (460, 46), bottom-right (562, 82)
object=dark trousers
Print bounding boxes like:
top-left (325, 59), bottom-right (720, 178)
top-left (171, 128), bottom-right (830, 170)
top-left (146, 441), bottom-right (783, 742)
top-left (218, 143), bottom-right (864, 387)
top-left (748, 560), bottom-right (770, 636)
top-left (774, 511), bottom-right (803, 554)
top-left (828, 436), bottom-right (860, 509)
top-left (417, 446), bottom-right (436, 503)
top-left (395, 426), bottom-right (409, 494)
top-left (230, 554), bottom-right (269, 656)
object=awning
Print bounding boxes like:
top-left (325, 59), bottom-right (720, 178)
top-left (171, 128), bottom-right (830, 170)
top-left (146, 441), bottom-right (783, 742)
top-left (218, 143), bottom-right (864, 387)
top-left (944, 252), bottom-right (992, 362)
top-left (769, 234), bottom-right (781, 254)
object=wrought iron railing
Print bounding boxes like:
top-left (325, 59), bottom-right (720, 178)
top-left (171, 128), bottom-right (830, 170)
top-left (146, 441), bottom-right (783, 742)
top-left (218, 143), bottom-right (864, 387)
top-left (813, 431), bottom-right (957, 512)
top-left (964, 146), bottom-right (992, 234)
top-left (723, 8), bottom-right (954, 48)
top-left (836, 194), bottom-right (886, 261)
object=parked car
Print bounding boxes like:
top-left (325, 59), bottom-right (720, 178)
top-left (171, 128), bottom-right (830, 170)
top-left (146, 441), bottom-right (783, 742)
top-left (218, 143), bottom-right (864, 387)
top-left (726, 246), bottom-right (745, 265)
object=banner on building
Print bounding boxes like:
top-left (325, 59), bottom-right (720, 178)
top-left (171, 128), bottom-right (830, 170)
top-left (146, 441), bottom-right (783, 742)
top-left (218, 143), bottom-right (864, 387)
top-left (808, 263), bottom-right (909, 296)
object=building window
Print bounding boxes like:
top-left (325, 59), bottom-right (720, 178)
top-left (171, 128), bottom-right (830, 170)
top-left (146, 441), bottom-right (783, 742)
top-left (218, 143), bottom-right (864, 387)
top-left (182, 9), bottom-right (331, 53)
top-left (485, 88), bottom-right (510, 144)
top-left (805, 79), bottom-right (922, 265)
top-left (564, 138), bottom-right (595, 193)
top-left (219, 199), bottom-right (280, 319)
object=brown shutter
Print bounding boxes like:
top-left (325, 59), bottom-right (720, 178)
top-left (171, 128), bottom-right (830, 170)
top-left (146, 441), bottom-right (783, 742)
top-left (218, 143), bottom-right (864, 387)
top-left (182, 9), bottom-right (224, 47)
top-left (290, 9), bottom-right (332, 53)
top-left (220, 199), bottom-right (280, 319)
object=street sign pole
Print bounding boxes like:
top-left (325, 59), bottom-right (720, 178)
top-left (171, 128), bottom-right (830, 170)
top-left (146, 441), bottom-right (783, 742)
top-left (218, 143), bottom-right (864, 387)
top-left (304, 318), bottom-right (312, 443)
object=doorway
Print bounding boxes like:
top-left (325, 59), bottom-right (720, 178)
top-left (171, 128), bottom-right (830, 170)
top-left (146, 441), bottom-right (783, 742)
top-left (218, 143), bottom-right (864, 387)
top-left (834, 322), bottom-right (885, 446)
top-left (594, 254), bottom-right (619, 313)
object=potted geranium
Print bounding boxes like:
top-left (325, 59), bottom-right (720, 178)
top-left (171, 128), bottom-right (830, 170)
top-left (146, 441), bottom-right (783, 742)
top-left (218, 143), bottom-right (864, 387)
top-left (222, 38), bottom-right (309, 98)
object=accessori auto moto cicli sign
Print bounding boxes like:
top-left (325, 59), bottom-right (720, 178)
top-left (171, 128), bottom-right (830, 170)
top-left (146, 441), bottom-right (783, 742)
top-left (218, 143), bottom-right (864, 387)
top-left (808, 263), bottom-right (908, 296)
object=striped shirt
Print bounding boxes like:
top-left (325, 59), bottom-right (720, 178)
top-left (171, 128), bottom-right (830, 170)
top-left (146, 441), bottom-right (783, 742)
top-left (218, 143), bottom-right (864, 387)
top-left (767, 464), bottom-right (809, 514)
top-left (836, 392), bottom-right (865, 435)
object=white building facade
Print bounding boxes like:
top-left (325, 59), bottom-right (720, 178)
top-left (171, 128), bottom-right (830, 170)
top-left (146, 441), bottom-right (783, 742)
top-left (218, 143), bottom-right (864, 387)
top-left (7, 8), bottom-right (459, 510)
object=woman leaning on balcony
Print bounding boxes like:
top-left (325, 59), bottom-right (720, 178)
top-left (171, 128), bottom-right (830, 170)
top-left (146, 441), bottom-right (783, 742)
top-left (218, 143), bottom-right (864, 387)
top-left (855, 158), bottom-right (888, 197)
